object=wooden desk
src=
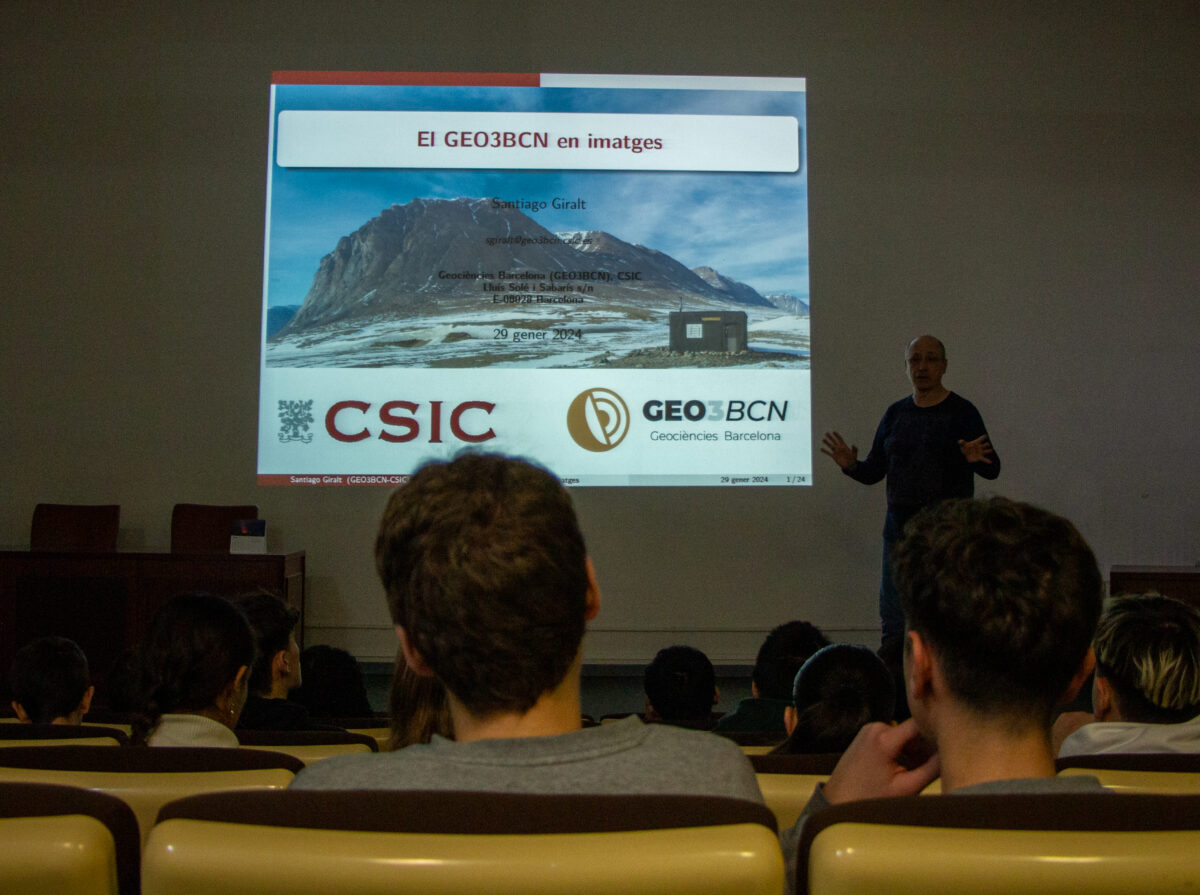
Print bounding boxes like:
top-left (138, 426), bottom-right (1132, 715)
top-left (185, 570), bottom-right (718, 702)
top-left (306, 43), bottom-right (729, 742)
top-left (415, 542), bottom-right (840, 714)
top-left (0, 550), bottom-right (304, 701)
top-left (1109, 565), bottom-right (1200, 608)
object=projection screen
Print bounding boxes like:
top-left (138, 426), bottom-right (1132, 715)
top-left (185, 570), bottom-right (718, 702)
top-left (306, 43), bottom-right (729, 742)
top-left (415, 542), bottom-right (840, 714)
top-left (258, 72), bottom-right (810, 487)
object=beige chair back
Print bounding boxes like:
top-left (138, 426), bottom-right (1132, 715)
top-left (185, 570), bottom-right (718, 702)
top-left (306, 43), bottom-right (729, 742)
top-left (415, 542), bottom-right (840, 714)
top-left (755, 773), bottom-right (827, 829)
top-left (1057, 753), bottom-right (1200, 793)
top-left (0, 815), bottom-right (121, 895)
top-left (0, 723), bottom-right (129, 747)
top-left (143, 790), bottom-right (784, 895)
top-left (811, 822), bottom-right (1198, 894)
top-left (80, 713), bottom-right (135, 737)
top-left (748, 753), bottom-right (839, 829)
top-left (309, 719), bottom-right (390, 750)
top-left (0, 736), bottom-right (123, 748)
top-left (0, 746), bottom-right (302, 844)
top-left (237, 729), bottom-right (379, 765)
top-left (798, 792), bottom-right (1200, 895)
top-left (0, 766), bottom-right (297, 843)
top-left (1059, 765), bottom-right (1200, 793)
top-left (0, 781), bottom-right (140, 895)
top-left (741, 744), bottom-right (774, 755)
top-left (241, 742), bottom-right (373, 764)
top-left (346, 727), bottom-right (391, 751)
top-left (0, 814), bottom-right (120, 895)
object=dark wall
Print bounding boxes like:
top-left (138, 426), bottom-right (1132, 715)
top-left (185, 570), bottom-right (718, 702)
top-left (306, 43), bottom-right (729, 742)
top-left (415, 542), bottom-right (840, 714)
top-left (3, 2), bottom-right (1198, 663)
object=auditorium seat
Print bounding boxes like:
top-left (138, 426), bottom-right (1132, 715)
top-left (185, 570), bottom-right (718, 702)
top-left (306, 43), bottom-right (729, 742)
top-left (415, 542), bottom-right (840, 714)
top-left (319, 715), bottom-right (388, 729)
top-left (0, 781), bottom-right (140, 895)
top-left (80, 711), bottom-right (135, 738)
top-left (237, 729), bottom-right (379, 764)
top-left (749, 752), bottom-right (839, 829)
top-left (170, 503), bottom-right (258, 553)
top-left (797, 792), bottom-right (1200, 895)
top-left (0, 745), bottom-right (303, 843)
top-left (741, 744), bottom-right (776, 755)
top-left (30, 503), bottom-right (120, 552)
top-left (345, 725), bottom-right (391, 750)
top-left (1057, 752), bottom-right (1200, 793)
top-left (0, 722), bottom-right (129, 747)
top-left (715, 729), bottom-right (788, 751)
top-left (143, 790), bottom-right (784, 895)
top-left (312, 716), bottom-right (390, 750)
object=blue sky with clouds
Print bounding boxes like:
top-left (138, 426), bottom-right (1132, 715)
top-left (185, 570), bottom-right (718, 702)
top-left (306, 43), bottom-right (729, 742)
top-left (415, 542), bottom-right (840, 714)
top-left (264, 82), bottom-right (808, 308)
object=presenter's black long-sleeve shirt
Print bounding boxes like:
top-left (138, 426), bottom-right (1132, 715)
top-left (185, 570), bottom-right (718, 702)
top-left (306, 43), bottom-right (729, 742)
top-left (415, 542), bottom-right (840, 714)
top-left (845, 391), bottom-right (1000, 539)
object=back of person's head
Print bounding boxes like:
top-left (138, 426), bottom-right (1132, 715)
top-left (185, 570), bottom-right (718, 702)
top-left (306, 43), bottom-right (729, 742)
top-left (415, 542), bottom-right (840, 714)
top-left (1094, 593), bottom-right (1200, 724)
top-left (293, 645), bottom-right (373, 718)
top-left (101, 648), bottom-right (140, 714)
top-left (131, 593), bottom-right (256, 743)
top-left (778, 643), bottom-right (894, 754)
top-left (893, 496), bottom-right (1102, 725)
top-left (644, 645), bottom-right (716, 722)
top-left (388, 652), bottom-right (452, 750)
top-left (375, 452), bottom-right (590, 717)
top-left (752, 621), bottom-right (830, 700)
top-left (9, 636), bottom-right (91, 723)
top-left (235, 591), bottom-right (300, 696)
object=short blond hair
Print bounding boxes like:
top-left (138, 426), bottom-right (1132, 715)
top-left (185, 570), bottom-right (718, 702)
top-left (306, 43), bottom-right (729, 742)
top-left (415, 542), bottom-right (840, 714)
top-left (1095, 593), bottom-right (1200, 723)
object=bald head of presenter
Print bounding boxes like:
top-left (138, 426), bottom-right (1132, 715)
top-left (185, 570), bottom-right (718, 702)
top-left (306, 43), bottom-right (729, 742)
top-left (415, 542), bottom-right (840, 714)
top-left (821, 335), bottom-right (1000, 649)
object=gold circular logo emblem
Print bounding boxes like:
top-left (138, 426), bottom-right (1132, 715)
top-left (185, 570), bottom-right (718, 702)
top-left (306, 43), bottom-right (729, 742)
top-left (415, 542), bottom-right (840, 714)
top-left (567, 388), bottom-right (630, 452)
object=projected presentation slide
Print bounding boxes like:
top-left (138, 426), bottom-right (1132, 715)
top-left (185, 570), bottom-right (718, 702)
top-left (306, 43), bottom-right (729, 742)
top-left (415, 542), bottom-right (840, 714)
top-left (258, 72), bottom-right (810, 486)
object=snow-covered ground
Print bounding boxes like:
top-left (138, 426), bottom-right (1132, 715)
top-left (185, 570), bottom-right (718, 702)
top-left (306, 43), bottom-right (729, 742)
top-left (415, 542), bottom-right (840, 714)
top-left (265, 305), bottom-right (809, 369)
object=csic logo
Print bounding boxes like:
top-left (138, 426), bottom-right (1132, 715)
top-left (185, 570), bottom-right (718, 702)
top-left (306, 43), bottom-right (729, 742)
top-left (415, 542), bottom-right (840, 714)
top-left (567, 388), bottom-right (630, 452)
top-left (324, 400), bottom-right (496, 444)
top-left (278, 399), bottom-right (315, 444)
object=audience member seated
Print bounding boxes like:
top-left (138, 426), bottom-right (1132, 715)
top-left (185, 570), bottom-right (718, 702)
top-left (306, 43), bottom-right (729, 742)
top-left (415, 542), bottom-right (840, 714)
top-left (387, 650), bottom-right (452, 750)
top-left (96, 648), bottom-right (140, 715)
top-left (779, 497), bottom-right (1106, 894)
top-left (235, 591), bottom-right (340, 731)
top-left (290, 452), bottom-right (760, 804)
top-left (1054, 593), bottom-right (1200, 757)
top-left (772, 643), bottom-right (894, 755)
top-left (9, 636), bottom-right (94, 725)
top-left (714, 620), bottom-right (829, 734)
top-left (129, 593), bottom-right (257, 747)
top-left (292, 645), bottom-right (375, 719)
top-left (643, 645), bottom-right (720, 727)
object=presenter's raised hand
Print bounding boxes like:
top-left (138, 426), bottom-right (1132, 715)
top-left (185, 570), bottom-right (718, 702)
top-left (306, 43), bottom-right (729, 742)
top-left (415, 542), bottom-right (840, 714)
top-left (821, 431), bottom-right (858, 470)
top-left (958, 434), bottom-right (994, 464)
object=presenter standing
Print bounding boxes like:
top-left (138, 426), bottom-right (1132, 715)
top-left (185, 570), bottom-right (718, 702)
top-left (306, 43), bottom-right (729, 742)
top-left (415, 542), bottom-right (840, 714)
top-left (822, 335), bottom-right (999, 646)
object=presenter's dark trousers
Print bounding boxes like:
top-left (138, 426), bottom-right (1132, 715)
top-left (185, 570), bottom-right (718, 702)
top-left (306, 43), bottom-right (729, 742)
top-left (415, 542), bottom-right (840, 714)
top-left (879, 532), bottom-right (904, 642)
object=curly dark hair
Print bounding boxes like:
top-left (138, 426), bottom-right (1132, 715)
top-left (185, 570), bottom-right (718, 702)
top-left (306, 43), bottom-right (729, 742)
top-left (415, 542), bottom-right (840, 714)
top-left (9, 636), bottom-right (90, 723)
top-left (644, 645), bottom-right (716, 722)
top-left (893, 496), bottom-right (1102, 725)
top-left (752, 621), bottom-right (830, 701)
top-left (375, 452), bottom-right (589, 717)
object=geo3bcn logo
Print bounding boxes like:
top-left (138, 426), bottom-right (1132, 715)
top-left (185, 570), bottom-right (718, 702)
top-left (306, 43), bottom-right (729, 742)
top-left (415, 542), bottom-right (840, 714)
top-left (567, 388), bottom-right (629, 452)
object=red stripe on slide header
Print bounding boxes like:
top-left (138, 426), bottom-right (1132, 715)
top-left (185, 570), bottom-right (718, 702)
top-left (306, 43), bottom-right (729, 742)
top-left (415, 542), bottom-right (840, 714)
top-left (271, 71), bottom-right (540, 87)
